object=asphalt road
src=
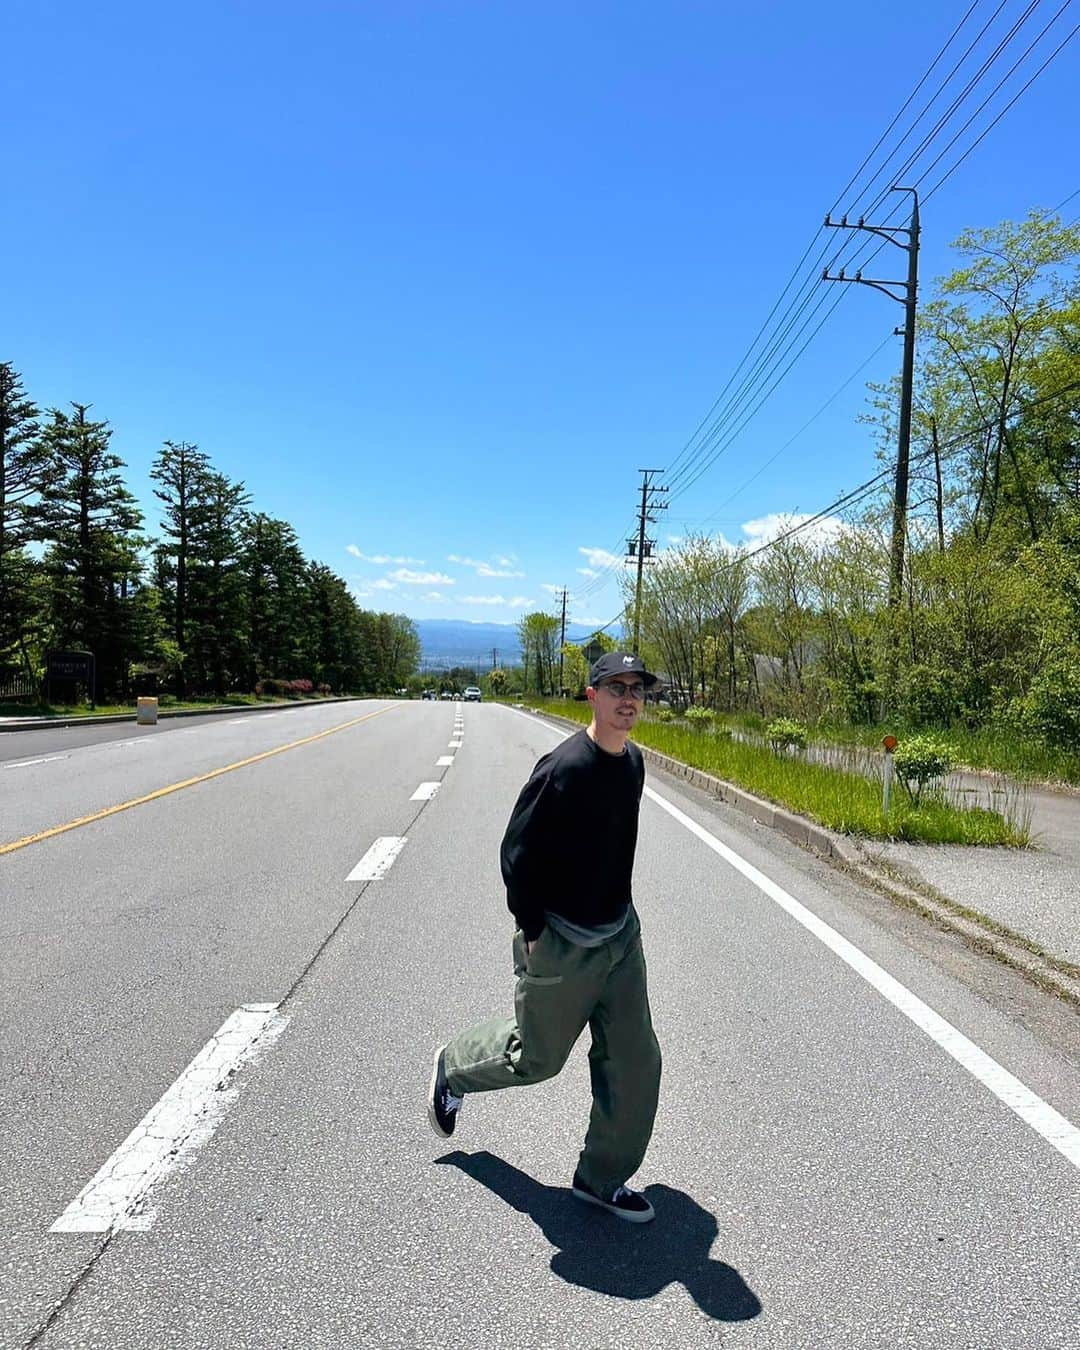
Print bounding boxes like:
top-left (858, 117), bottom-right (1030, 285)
top-left (2, 701), bottom-right (1078, 1348)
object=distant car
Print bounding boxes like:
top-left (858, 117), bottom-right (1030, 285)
top-left (464, 686), bottom-right (482, 702)
top-left (421, 689), bottom-right (436, 701)
top-left (440, 690), bottom-right (454, 700)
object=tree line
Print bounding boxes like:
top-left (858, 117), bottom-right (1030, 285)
top-left (628, 210), bottom-right (1080, 749)
top-left (0, 383), bottom-right (420, 702)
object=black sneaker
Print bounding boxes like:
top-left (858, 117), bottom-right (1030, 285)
top-left (571, 1172), bottom-right (655, 1223)
top-left (427, 1047), bottom-right (463, 1138)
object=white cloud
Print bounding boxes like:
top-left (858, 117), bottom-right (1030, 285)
top-left (462, 594), bottom-right (532, 606)
top-left (477, 563), bottom-right (525, 577)
top-left (421, 591), bottom-right (445, 602)
top-left (740, 512), bottom-right (848, 549)
top-left (579, 545), bottom-right (622, 569)
top-left (571, 615), bottom-right (609, 627)
top-left (371, 578), bottom-right (398, 591)
top-left (388, 568), bottom-right (455, 585)
top-left (577, 567), bottom-right (598, 579)
top-left (540, 583), bottom-right (564, 596)
top-left (448, 553), bottom-right (525, 578)
top-left (347, 547), bottom-right (425, 565)
top-left (494, 554), bottom-right (518, 568)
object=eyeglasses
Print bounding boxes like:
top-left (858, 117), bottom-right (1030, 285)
top-left (600, 680), bottom-right (645, 699)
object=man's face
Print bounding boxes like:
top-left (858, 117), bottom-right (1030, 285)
top-left (588, 674), bottom-right (646, 734)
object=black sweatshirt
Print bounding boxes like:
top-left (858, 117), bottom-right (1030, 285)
top-left (500, 729), bottom-right (646, 941)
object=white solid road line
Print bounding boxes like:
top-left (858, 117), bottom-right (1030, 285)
top-left (4, 754), bottom-right (69, 770)
top-left (411, 781), bottom-right (441, 801)
top-left (51, 1004), bottom-right (288, 1234)
top-left (507, 706), bottom-right (1080, 1172)
top-left (644, 786), bottom-right (1080, 1172)
top-left (436, 755), bottom-right (454, 766)
top-left (346, 835), bottom-right (408, 881)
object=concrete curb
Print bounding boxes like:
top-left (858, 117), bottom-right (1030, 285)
top-left (0, 695), bottom-right (368, 733)
top-left (528, 707), bottom-right (1080, 1009)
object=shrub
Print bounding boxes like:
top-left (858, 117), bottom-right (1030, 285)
top-left (766, 717), bottom-right (808, 754)
top-left (258, 677), bottom-right (290, 698)
top-left (289, 678), bottom-right (314, 697)
top-left (893, 733), bottom-right (954, 805)
top-left (655, 707), bottom-right (676, 722)
top-left (1015, 656), bottom-right (1080, 750)
top-left (899, 662), bottom-right (960, 727)
top-left (684, 707), bottom-right (715, 728)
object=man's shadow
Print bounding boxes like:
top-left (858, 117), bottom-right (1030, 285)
top-left (436, 1151), bottom-right (761, 1322)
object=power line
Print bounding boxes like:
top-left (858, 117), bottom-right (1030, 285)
top-left (730, 375), bottom-right (1080, 566)
top-left (567, 377), bottom-right (1080, 649)
top-left (922, 12), bottom-right (1079, 201)
top-left (662, 0), bottom-right (1069, 504)
top-left (691, 333), bottom-right (896, 529)
top-left (661, 0), bottom-right (990, 491)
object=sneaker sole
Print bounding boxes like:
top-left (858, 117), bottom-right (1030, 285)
top-left (427, 1046), bottom-right (454, 1139)
top-left (571, 1183), bottom-right (655, 1224)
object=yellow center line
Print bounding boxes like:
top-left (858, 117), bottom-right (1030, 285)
top-left (0, 705), bottom-right (398, 857)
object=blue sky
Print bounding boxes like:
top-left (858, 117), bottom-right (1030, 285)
top-left (2, 1), bottom-right (1076, 628)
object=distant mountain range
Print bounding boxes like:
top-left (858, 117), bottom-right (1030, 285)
top-left (415, 618), bottom-right (620, 670)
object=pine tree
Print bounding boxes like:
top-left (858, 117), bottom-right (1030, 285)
top-left (39, 403), bottom-right (144, 701)
top-left (238, 513), bottom-right (307, 688)
top-left (0, 362), bottom-right (52, 675)
top-left (187, 471), bottom-right (250, 694)
top-left (150, 440), bottom-right (210, 696)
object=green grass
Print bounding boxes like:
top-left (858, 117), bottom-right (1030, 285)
top-left (701, 711), bottom-right (1080, 787)
top-left (526, 699), bottom-right (1029, 846)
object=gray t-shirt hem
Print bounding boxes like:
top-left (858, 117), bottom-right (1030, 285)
top-left (545, 907), bottom-right (629, 948)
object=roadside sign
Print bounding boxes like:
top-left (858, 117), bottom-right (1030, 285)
top-left (45, 649), bottom-right (96, 710)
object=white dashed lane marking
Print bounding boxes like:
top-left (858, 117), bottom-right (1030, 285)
top-left (4, 754), bottom-right (69, 770)
top-left (51, 1003), bottom-right (288, 1234)
top-left (436, 756), bottom-right (454, 766)
top-left (347, 835), bottom-right (408, 881)
top-left (410, 781), bottom-right (441, 801)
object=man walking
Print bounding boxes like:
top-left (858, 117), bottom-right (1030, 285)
top-left (428, 652), bottom-right (662, 1223)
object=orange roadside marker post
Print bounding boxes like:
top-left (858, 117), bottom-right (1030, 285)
top-left (882, 735), bottom-right (898, 815)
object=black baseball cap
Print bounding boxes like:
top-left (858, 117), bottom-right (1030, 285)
top-left (589, 652), bottom-right (659, 689)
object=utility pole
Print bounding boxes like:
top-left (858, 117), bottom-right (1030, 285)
top-left (557, 587), bottom-right (568, 695)
top-left (824, 186), bottom-right (920, 701)
top-left (491, 647), bottom-right (498, 672)
top-left (627, 468), bottom-right (668, 655)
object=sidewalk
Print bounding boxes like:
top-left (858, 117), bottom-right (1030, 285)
top-left (0, 695), bottom-right (364, 731)
top-left (868, 778), bottom-right (1080, 967)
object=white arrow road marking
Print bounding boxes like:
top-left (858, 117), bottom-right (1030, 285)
top-left (51, 1003), bottom-right (288, 1234)
top-left (411, 781), bottom-right (441, 801)
top-left (506, 705), bottom-right (1080, 1172)
top-left (346, 835), bottom-right (408, 881)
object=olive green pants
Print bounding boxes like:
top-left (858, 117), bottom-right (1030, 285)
top-left (443, 908), bottom-right (661, 1197)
